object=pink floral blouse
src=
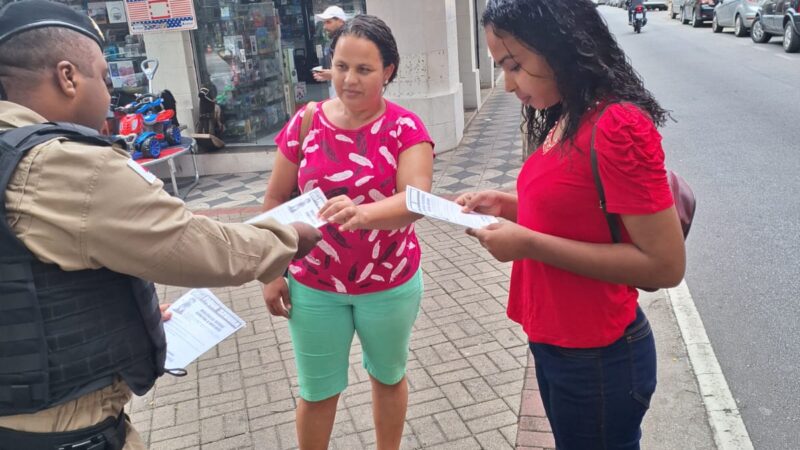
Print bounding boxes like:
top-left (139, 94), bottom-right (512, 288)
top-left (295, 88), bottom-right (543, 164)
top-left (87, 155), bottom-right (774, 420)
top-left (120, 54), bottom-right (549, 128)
top-left (275, 100), bottom-right (434, 295)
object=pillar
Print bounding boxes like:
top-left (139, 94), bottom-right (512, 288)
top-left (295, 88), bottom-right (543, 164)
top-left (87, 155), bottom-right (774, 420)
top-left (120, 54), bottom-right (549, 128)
top-left (142, 31), bottom-right (200, 134)
top-left (475, 0), bottom-right (495, 90)
top-left (365, 0), bottom-right (464, 151)
top-left (456, 0), bottom-right (481, 110)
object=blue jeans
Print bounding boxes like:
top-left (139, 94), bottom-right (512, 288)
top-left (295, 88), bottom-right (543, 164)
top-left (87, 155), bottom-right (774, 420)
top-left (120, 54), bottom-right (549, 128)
top-left (529, 307), bottom-right (656, 450)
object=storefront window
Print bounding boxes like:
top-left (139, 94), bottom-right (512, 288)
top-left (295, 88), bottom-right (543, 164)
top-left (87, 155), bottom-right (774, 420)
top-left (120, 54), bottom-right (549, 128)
top-left (275, 0), bottom-right (367, 108)
top-left (193, 0), bottom-right (288, 145)
top-left (32, 1), bottom-right (151, 108)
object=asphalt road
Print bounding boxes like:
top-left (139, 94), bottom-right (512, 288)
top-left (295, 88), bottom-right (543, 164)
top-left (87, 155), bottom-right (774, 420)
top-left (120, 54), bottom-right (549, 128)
top-left (598, 6), bottom-right (800, 449)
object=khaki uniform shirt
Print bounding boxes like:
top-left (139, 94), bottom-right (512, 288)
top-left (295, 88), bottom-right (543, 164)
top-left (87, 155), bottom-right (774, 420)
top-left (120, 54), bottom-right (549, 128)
top-left (0, 101), bottom-right (297, 286)
top-left (0, 101), bottom-right (296, 441)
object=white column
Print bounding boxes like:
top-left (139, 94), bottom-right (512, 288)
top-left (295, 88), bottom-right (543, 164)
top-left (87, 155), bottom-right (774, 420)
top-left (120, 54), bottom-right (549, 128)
top-left (456, 0), bottom-right (481, 110)
top-left (142, 31), bottom-right (200, 133)
top-left (366, 0), bottom-right (464, 151)
top-left (475, 0), bottom-right (495, 89)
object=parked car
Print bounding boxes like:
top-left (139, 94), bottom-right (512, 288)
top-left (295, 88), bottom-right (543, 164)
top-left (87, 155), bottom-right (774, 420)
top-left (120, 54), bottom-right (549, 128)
top-left (645, 0), bottom-right (669, 10)
top-left (680, 0), bottom-right (719, 26)
top-left (712, 0), bottom-right (760, 36)
top-left (751, 0), bottom-right (800, 52)
top-left (670, 0), bottom-right (699, 18)
top-left (670, 0), bottom-right (688, 18)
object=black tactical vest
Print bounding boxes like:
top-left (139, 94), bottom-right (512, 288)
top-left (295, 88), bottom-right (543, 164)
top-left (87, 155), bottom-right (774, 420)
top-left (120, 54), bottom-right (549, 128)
top-left (0, 123), bottom-right (167, 416)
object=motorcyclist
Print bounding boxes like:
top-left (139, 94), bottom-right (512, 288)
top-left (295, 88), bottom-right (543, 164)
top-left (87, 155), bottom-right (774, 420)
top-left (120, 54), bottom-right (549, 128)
top-left (628, 0), bottom-right (646, 25)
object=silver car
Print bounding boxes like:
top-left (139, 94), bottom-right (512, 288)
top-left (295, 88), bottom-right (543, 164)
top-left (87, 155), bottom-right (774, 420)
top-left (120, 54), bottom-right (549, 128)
top-left (670, 0), bottom-right (685, 18)
top-left (645, 1), bottom-right (669, 10)
top-left (711, 0), bottom-right (761, 36)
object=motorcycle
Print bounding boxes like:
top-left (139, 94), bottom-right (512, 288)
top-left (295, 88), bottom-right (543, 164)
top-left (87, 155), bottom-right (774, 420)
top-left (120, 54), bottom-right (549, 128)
top-left (631, 4), bottom-right (646, 33)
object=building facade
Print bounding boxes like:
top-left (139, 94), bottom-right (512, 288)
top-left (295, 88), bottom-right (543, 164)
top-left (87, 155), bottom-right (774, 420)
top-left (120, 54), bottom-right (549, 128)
top-left (3, 0), bottom-right (495, 173)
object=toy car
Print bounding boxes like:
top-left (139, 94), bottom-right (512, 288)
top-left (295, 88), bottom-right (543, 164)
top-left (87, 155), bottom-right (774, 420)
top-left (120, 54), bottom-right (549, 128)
top-left (117, 93), bottom-right (182, 160)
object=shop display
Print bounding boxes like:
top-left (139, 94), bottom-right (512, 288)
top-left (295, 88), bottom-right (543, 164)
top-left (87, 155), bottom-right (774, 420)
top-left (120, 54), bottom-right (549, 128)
top-left (194, 0), bottom-right (289, 144)
top-left (47, 0), bottom-right (150, 108)
top-left (117, 92), bottom-right (182, 160)
top-left (277, 1), bottom-right (308, 50)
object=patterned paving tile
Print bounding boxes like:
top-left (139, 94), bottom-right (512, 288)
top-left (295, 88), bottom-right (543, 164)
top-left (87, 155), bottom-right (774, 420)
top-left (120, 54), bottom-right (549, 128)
top-left (182, 89), bottom-right (526, 211)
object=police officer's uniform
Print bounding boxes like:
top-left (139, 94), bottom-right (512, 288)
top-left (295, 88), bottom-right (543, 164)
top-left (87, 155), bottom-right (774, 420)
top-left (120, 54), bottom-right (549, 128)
top-left (0, 2), bottom-right (299, 448)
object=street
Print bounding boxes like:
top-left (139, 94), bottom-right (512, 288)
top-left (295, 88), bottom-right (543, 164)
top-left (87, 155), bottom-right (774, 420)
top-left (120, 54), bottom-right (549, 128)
top-left (600, 6), bottom-right (800, 449)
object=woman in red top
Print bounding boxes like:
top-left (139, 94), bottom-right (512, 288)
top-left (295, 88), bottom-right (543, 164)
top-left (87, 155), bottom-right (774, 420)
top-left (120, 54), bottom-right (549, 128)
top-left (457, 1), bottom-right (686, 449)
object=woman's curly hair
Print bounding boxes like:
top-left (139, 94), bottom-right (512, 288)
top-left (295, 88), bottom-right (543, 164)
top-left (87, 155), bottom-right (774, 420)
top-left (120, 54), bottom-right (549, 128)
top-left (482, 0), bottom-right (669, 151)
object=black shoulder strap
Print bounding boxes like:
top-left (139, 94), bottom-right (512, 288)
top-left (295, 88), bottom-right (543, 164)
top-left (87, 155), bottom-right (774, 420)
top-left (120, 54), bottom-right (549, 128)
top-left (0, 122), bottom-right (120, 151)
top-left (590, 103), bottom-right (623, 243)
top-left (0, 123), bottom-right (123, 216)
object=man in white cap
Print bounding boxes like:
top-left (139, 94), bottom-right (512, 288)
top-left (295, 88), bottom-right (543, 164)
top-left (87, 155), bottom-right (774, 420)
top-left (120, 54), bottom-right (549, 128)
top-left (312, 5), bottom-right (347, 91)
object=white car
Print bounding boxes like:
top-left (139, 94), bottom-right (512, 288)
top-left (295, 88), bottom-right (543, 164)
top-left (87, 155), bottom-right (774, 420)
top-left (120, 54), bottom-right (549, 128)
top-left (645, 0), bottom-right (669, 10)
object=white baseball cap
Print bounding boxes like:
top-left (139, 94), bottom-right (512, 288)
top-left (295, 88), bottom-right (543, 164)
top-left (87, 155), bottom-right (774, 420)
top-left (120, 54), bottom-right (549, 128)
top-left (314, 6), bottom-right (347, 22)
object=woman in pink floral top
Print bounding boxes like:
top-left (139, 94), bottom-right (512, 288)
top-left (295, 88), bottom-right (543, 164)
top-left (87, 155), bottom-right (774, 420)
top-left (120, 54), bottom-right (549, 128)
top-left (262, 15), bottom-right (434, 450)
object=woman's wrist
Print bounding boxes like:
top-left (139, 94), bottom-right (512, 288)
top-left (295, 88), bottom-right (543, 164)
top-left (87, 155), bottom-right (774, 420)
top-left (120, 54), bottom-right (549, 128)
top-left (355, 204), bottom-right (373, 229)
top-left (499, 192), bottom-right (519, 221)
top-left (523, 228), bottom-right (540, 260)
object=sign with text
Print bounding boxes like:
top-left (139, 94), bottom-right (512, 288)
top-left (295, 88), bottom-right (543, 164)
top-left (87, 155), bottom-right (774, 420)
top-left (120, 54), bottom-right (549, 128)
top-left (125, 0), bottom-right (197, 34)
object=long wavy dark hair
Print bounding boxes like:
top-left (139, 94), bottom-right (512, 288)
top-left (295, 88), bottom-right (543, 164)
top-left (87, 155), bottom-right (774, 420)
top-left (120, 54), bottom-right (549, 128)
top-left (482, 0), bottom-right (669, 151)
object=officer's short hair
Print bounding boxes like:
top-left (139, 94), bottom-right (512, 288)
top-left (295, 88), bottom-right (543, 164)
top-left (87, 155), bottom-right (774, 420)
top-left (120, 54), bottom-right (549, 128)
top-left (0, 0), bottom-right (105, 98)
top-left (0, 27), bottom-right (98, 94)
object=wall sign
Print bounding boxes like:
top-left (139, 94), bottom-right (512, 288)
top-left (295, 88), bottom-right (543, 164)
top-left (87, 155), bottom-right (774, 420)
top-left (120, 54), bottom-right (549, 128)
top-left (124, 0), bottom-right (197, 34)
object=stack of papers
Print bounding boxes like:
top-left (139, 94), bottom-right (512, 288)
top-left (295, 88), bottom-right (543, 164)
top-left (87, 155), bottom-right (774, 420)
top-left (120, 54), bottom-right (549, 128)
top-left (164, 289), bottom-right (245, 369)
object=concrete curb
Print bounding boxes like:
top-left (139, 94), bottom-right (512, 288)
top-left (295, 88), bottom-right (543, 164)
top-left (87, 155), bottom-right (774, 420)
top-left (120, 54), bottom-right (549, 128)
top-left (667, 281), bottom-right (754, 450)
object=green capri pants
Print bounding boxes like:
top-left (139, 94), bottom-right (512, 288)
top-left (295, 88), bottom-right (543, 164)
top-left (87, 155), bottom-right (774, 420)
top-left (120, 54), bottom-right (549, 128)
top-left (287, 269), bottom-right (423, 402)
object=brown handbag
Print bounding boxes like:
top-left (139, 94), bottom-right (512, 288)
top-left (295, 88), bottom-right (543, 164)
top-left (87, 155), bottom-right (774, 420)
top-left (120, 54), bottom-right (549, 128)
top-left (589, 103), bottom-right (696, 291)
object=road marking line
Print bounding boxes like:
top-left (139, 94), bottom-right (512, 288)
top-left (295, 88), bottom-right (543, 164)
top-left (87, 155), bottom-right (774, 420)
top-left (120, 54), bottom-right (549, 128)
top-left (775, 54), bottom-right (794, 60)
top-left (752, 46), bottom-right (767, 51)
top-left (667, 280), bottom-right (755, 450)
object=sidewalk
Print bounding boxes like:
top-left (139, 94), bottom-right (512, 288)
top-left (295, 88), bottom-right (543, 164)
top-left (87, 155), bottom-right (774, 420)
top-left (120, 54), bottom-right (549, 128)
top-left (128, 89), bottom-right (716, 449)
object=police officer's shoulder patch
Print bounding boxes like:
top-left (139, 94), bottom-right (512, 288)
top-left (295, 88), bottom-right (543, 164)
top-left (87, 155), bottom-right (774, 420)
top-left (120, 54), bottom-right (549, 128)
top-left (127, 159), bottom-right (157, 184)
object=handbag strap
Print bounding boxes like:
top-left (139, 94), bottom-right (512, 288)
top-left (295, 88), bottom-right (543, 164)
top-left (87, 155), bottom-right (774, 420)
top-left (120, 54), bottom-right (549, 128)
top-left (297, 101), bottom-right (317, 163)
top-left (589, 102), bottom-right (623, 243)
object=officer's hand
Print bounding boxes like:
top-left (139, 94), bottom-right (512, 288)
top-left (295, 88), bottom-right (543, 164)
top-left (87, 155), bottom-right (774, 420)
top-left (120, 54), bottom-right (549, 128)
top-left (159, 303), bottom-right (172, 322)
top-left (263, 277), bottom-right (291, 319)
top-left (290, 222), bottom-right (322, 259)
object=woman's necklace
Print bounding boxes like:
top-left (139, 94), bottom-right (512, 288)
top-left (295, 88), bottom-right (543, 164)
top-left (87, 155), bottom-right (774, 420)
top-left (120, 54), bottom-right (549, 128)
top-left (542, 118), bottom-right (564, 154)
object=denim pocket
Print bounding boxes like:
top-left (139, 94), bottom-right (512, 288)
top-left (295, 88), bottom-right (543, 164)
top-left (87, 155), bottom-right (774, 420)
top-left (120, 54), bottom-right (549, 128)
top-left (627, 327), bottom-right (657, 410)
top-left (554, 346), bottom-right (602, 359)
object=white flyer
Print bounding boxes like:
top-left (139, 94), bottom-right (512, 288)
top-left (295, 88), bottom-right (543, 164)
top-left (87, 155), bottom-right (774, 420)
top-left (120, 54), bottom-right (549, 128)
top-left (405, 186), bottom-right (498, 229)
top-left (245, 187), bottom-right (328, 228)
top-left (163, 289), bottom-right (246, 369)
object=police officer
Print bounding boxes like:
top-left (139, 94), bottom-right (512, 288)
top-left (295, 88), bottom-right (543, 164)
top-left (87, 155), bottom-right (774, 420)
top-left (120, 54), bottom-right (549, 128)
top-left (0, 1), bottom-right (321, 448)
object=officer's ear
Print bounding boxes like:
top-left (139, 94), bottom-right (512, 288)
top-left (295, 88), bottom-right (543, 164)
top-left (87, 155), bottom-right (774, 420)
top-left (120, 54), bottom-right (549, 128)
top-left (55, 61), bottom-right (80, 99)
